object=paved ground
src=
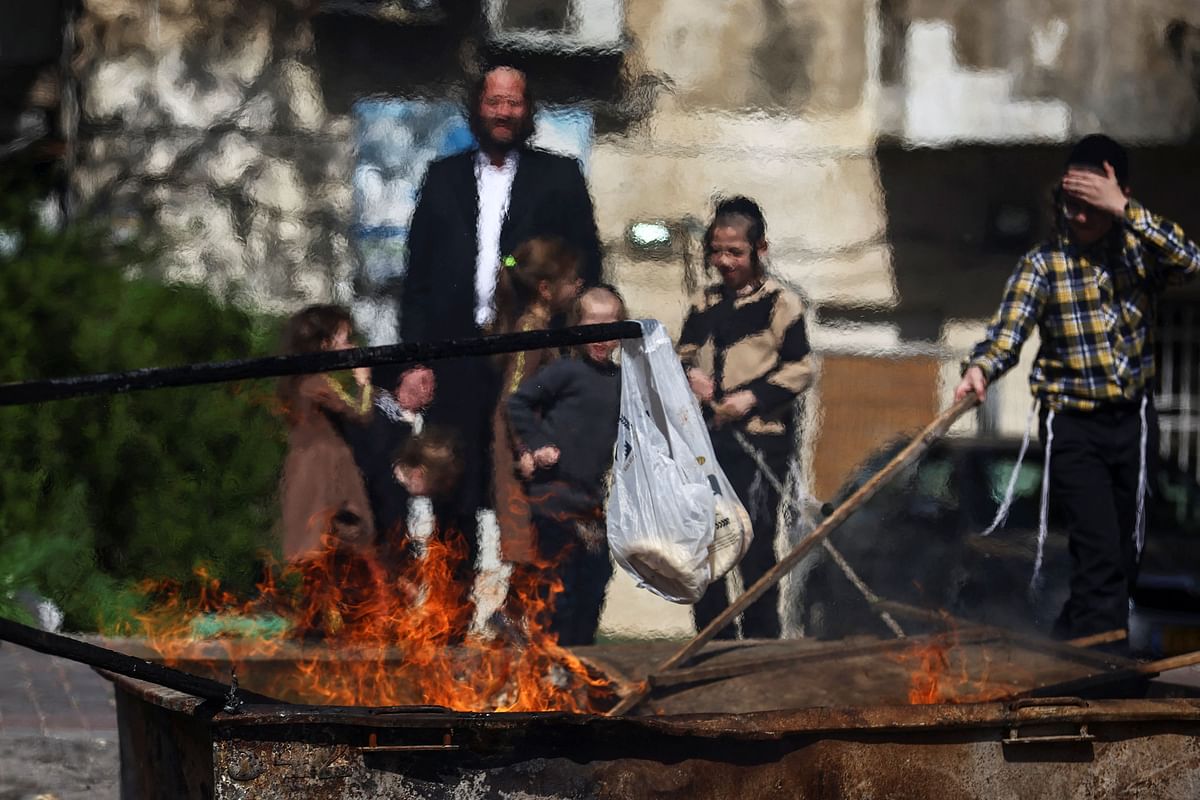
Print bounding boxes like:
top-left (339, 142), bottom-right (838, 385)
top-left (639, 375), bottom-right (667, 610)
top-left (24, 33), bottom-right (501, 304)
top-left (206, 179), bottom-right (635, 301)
top-left (0, 644), bottom-right (118, 800)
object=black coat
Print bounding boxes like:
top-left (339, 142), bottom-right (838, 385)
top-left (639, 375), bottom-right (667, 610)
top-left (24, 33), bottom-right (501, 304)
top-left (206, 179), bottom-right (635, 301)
top-left (389, 146), bottom-right (602, 533)
top-left (398, 146), bottom-right (604, 344)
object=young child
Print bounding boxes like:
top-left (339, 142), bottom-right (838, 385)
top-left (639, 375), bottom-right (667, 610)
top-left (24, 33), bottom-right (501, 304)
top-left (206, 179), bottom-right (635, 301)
top-left (393, 428), bottom-right (462, 501)
top-left (506, 286), bottom-right (627, 646)
top-left (277, 305), bottom-right (375, 563)
top-left (490, 236), bottom-right (583, 567)
top-left (678, 195), bottom-right (813, 640)
top-left (341, 366), bottom-right (435, 566)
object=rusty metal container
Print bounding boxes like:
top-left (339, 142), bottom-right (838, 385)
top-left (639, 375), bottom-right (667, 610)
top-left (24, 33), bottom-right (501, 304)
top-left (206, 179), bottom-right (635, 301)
top-left (106, 662), bottom-right (1200, 800)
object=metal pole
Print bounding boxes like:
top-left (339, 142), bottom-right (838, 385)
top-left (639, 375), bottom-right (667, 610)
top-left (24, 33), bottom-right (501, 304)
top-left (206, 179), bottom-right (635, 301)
top-left (0, 616), bottom-right (284, 711)
top-left (0, 321), bottom-right (644, 407)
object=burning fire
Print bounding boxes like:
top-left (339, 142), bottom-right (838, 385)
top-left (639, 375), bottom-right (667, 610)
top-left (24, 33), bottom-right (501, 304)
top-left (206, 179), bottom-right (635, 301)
top-left (891, 621), bottom-right (1028, 705)
top-left (107, 527), bottom-right (616, 713)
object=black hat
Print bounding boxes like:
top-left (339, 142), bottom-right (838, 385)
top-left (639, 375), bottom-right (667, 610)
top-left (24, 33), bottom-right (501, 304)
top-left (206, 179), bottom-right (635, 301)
top-left (1066, 134), bottom-right (1129, 186)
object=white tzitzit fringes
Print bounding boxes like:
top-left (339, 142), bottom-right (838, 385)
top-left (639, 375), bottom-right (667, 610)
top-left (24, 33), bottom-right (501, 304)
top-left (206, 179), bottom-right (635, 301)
top-left (980, 401), bottom-right (1038, 536)
top-left (1134, 394), bottom-right (1149, 558)
top-left (1030, 407), bottom-right (1056, 593)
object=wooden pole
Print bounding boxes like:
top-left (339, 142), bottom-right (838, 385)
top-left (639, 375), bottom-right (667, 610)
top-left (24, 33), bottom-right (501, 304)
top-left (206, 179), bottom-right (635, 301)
top-left (1017, 647), bottom-right (1200, 699)
top-left (607, 394), bottom-right (980, 716)
top-left (1132, 648), bottom-right (1200, 675)
top-left (872, 599), bottom-right (1135, 669)
top-left (1066, 629), bottom-right (1128, 649)
top-left (646, 634), bottom-right (989, 690)
top-left (0, 616), bottom-right (285, 710)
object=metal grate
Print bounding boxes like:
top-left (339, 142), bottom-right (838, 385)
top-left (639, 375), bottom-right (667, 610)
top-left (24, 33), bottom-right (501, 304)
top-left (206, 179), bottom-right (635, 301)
top-left (1156, 301), bottom-right (1200, 482)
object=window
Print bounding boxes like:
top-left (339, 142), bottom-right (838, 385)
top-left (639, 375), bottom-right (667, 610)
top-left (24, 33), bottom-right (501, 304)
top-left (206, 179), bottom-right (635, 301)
top-left (483, 0), bottom-right (624, 52)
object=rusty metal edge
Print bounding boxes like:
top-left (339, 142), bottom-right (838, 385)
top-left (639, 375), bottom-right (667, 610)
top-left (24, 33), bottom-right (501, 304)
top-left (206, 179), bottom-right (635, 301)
top-left (98, 669), bottom-right (1200, 741)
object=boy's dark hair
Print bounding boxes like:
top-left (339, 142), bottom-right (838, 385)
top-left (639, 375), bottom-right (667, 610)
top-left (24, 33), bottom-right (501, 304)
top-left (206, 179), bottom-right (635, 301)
top-left (467, 65), bottom-right (537, 148)
top-left (394, 427), bottom-right (463, 499)
top-left (702, 195), bottom-right (768, 277)
top-left (1066, 134), bottom-right (1129, 187)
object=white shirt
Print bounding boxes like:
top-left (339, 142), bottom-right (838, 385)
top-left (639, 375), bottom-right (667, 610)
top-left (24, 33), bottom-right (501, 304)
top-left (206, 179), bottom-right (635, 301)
top-left (474, 149), bottom-right (520, 328)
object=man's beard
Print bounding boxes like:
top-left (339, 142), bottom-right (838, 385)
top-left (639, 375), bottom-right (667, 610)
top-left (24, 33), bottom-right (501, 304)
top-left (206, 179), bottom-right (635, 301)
top-left (478, 118), bottom-right (533, 152)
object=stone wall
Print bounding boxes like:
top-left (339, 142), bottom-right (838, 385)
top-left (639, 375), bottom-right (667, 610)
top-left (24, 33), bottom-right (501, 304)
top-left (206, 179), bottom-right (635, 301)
top-left (72, 0), bottom-right (355, 311)
top-left (596, 0), bottom-right (892, 335)
top-left (881, 0), bottom-right (1200, 144)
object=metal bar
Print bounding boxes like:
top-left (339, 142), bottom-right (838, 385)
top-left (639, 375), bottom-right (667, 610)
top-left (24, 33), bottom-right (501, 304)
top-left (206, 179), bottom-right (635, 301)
top-left (730, 430), bottom-right (906, 638)
top-left (1159, 303), bottom-right (1176, 464)
top-left (358, 731), bottom-right (459, 753)
top-left (0, 321), bottom-right (644, 407)
top-left (1184, 305), bottom-right (1198, 480)
top-left (0, 615), bottom-right (285, 710)
top-left (1004, 724), bottom-right (1093, 745)
top-left (607, 395), bottom-right (980, 717)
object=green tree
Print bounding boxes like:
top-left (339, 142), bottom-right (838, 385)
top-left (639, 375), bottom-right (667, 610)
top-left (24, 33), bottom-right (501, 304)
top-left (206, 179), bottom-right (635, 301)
top-left (0, 164), bottom-right (286, 630)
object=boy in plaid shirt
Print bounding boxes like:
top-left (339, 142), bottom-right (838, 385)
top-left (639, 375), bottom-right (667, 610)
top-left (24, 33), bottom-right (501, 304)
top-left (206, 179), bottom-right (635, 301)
top-left (956, 134), bottom-right (1200, 641)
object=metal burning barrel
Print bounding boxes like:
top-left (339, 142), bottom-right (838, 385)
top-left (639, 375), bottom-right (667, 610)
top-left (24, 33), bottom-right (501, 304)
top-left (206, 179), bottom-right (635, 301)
top-left (106, 663), bottom-right (1200, 800)
top-left (93, 630), bottom-right (1200, 800)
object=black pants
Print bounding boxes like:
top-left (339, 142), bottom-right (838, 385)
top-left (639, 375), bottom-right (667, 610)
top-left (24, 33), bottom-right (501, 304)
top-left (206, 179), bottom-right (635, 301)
top-left (694, 430), bottom-right (788, 640)
top-left (539, 516), bottom-right (613, 646)
top-left (1041, 400), bottom-right (1158, 639)
top-left (505, 516), bottom-right (613, 647)
top-left (426, 357), bottom-right (500, 622)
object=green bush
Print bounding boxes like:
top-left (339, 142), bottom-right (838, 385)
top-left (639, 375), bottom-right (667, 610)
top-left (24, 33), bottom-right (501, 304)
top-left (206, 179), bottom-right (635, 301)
top-left (0, 166), bottom-right (286, 631)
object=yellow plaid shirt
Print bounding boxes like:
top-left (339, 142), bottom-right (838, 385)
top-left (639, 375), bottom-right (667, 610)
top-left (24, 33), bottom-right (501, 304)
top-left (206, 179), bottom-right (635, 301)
top-left (968, 200), bottom-right (1200, 412)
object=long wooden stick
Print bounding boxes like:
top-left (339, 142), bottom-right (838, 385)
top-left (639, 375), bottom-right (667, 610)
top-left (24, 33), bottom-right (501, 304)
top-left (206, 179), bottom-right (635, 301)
top-left (1018, 647), bottom-right (1200, 699)
top-left (874, 599), bottom-right (1125, 651)
top-left (1067, 629), bottom-right (1128, 648)
top-left (647, 634), bottom-right (991, 690)
top-left (872, 599), bottom-right (1135, 669)
top-left (607, 394), bottom-right (980, 716)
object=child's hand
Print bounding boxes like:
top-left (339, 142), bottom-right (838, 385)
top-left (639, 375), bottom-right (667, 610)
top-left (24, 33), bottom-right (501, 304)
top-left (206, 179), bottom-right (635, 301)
top-left (687, 368), bottom-right (715, 404)
top-left (1062, 161), bottom-right (1128, 217)
top-left (533, 446), bottom-right (560, 469)
top-left (353, 366), bottom-right (371, 388)
top-left (575, 519), bottom-right (606, 553)
top-left (712, 390), bottom-right (756, 427)
top-left (394, 464), bottom-right (430, 496)
top-left (517, 452), bottom-right (535, 480)
top-left (396, 366), bottom-right (435, 412)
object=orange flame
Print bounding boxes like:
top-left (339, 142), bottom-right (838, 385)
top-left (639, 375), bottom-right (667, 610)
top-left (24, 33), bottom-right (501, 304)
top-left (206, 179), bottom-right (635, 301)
top-left (891, 619), bottom-right (1028, 705)
top-left (111, 527), bottom-right (616, 713)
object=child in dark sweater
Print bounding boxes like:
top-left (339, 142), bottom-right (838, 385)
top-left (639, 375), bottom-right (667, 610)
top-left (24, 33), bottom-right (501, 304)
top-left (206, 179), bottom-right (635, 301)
top-left (505, 286), bottom-right (626, 646)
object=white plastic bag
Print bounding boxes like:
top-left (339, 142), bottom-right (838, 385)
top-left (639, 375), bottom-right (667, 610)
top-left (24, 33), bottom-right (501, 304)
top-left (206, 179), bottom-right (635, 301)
top-left (606, 320), bottom-right (752, 603)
